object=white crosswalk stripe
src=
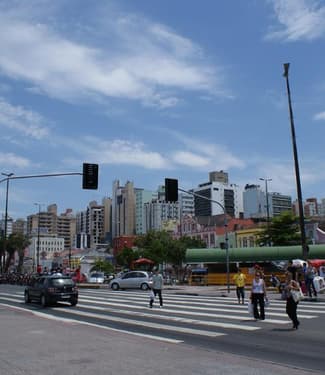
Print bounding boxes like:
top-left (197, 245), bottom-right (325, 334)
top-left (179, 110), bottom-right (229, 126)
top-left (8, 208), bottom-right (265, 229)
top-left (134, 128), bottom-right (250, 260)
top-left (0, 289), bottom-right (324, 343)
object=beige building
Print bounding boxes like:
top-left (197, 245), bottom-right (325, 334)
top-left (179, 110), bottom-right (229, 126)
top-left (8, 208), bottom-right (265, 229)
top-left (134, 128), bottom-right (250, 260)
top-left (27, 204), bottom-right (76, 251)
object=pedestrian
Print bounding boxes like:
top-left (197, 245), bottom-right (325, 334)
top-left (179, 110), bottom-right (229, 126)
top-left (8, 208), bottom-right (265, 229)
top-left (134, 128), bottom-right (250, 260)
top-left (233, 268), bottom-right (246, 304)
top-left (305, 263), bottom-right (317, 297)
top-left (250, 271), bottom-right (268, 321)
top-left (149, 268), bottom-right (163, 308)
top-left (287, 260), bottom-right (297, 281)
top-left (284, 271), bottom-right (300, 329)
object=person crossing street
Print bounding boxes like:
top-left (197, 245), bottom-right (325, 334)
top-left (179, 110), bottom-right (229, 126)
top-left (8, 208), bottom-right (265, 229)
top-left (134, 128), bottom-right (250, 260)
top-left (149, 268), bottom-right (164, 308)
top-left (233, 268), bottom-right (246, 304)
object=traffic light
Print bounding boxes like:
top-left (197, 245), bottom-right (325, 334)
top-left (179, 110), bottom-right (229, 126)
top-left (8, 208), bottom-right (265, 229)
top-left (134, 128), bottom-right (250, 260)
top-left (165, 178), bottom-right (178, 202)
top-left (82, 163), bottom-right (98, 189)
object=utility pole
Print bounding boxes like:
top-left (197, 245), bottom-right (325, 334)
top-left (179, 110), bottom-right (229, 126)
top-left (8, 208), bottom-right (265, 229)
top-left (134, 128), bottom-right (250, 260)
top-left (283, 63), bottom-right (308, 260)
top-left (260, 177), bottom-right (272, 244)
top-left (1, 172), bottom-right (14, 271)
top-left (178, 187), bottom-right (230, 293)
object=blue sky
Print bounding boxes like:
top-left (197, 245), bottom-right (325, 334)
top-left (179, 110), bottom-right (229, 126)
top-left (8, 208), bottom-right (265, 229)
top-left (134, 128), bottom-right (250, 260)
top-left (1, 0), bottom-right (325, 219)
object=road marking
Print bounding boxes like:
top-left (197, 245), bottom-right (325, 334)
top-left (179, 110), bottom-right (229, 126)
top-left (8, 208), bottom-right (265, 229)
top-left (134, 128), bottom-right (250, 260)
top-left (60, 308), bottom-right (225, 337)
top-left (76, 302), bottom-right (260, 331)
top-left (0, 302), bottom-right (183, 344)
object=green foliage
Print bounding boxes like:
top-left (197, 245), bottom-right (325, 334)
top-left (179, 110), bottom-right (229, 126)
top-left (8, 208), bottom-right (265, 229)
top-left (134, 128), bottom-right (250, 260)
top-left (4, 233), bottom-right (31, 272)
top-left (115, 247), bottom-right (139, 269)
top-left (257, 211), bottom-right (302, 246)
top-left (134, 230), bottom-right (206, 268)
top-left (90, 258), bottom-right (114, 274)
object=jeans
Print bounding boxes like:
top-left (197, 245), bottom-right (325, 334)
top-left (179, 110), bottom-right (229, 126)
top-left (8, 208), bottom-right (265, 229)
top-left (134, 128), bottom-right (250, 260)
top-left (306, 278), bottom-right (317, 297)
top-left (149, 289), bottom-right (163, 307)
top-left (252, 293), bottom-right (265, 319)
top-left (286, 296), bottom-right (299, 327)
top-left (236, 287), bottom-right (245, 302)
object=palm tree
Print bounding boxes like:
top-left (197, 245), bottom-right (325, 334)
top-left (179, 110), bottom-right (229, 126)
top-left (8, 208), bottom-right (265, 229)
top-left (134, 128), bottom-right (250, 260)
top-left (5, 233), bottom-right (31, 273)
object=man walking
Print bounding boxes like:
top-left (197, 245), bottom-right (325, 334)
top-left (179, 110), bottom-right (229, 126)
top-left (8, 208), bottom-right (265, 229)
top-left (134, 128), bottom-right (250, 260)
top-left (233, 268), bottom-right (246, 304)
top-left (150, 269), bottom-right (164, 308)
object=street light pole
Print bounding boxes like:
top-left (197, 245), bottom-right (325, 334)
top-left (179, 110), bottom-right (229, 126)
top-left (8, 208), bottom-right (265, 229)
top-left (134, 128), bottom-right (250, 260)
top-left (283, 63), bottom-right (308, 260)
top-left (34, 203), bottom-right (42, 271)
top-left (259, 178), bottom-right (272, 225)
top-left (1, 172), bottom-right (14, 271)
top-left (178, 187), bottom-right (230, 293)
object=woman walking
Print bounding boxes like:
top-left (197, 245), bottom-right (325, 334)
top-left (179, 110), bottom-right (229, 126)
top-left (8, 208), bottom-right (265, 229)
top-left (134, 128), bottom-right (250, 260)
top-left (284, 271), bottom-right (301, 329)
top-left (250, 271), bottom-right (267, 320)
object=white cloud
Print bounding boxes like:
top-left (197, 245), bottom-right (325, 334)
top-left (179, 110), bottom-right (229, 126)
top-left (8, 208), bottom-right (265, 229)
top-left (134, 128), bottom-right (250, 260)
top-left (314, 111), bottom-right (325, 120)
top-left (172, 151), bottom-right (210, 168)
top-left (0, 97), bottom-right (50, 139)
top-left (0, 5), bottom-right (227, 108)
top-left (0, 152), bottom-right (30, 168)
top-left (266, 0), bottom-right (325, 41)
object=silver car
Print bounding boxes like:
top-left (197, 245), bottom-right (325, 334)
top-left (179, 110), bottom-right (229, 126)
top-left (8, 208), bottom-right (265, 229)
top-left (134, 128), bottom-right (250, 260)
top-left (88, 272), bottom-right (105, 284)
top-left (109, 271), bottom-right (152, 290)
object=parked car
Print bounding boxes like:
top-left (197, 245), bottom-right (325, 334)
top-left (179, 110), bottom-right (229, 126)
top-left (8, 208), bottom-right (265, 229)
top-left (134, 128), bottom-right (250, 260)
top-left (108, 271), bottom-right (152, 290)
top-left (88, 272), bottom-right (105, 284)
top-left (24, 274), bottom-right (78, 307)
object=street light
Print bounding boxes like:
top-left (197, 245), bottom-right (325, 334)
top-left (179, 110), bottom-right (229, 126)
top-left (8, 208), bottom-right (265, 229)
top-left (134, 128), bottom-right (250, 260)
top-left (178, 187), bottom-right (230, 294)
top-left (1, 172), bottom-right (14, 271)
top-left (259, 177), bottom-right (272, 226)
top-left (283, 63), bottom-right (308, 260)
top-left (34, 203), bottom-right (42, 271)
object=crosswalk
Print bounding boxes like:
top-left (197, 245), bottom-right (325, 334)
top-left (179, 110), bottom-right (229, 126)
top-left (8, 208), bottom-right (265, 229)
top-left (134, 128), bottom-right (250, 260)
top-left (1, 288), bottom-right (325, 343)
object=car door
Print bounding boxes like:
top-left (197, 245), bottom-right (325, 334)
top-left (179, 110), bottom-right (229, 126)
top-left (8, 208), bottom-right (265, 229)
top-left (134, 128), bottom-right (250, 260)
top-left (29, 277), bottom-right (45, 299)
top-left (119, 272), bottom-right (133, 288)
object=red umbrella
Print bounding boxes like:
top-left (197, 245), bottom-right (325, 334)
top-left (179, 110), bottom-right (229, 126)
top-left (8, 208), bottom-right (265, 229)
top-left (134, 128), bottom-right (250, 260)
top-left (308, 259), bottom-right (325, 268)
top-left (133, 258), bottom-right (154, 264)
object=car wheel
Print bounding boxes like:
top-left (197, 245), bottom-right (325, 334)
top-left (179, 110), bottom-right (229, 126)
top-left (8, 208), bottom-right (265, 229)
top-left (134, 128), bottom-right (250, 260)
top-left (140, 283), bottom-right (149, 291)
top-left (111, 283), bottom-right (119, 290)
top-left (24, 291), bottom-right (30, 304)
top-left (40, 294), bottom-right (47, 308)
top-left (70, 298), bottom-right (78, 306)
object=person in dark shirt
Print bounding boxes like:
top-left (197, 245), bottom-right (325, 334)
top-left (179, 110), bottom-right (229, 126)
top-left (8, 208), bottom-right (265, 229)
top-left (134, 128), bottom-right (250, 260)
top-left (287, 260), bottom-right (297, 281)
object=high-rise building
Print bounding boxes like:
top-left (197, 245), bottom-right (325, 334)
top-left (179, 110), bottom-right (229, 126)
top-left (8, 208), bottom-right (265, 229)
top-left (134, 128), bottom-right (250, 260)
top-left (143, 199), bottom-right (179, 232)
top-left (193, 171), bottom-right (242, 218)
top-left (112, 180), bottom-right (136, 238)
top-left (135, 188), bottom-right (158, 235)
top-left (244, 184), bottom-right (292, 218)
top-left (27, 204), bottom-right (76, 251)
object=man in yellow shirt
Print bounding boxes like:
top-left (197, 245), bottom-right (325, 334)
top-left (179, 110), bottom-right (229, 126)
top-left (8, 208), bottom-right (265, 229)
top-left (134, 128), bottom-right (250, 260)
top-left (233, 268), bottom-right (246, 304)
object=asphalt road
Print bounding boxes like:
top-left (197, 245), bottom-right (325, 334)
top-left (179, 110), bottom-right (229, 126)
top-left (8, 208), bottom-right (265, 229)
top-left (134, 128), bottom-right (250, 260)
top-left (0, 284), bottom-right (324, 375)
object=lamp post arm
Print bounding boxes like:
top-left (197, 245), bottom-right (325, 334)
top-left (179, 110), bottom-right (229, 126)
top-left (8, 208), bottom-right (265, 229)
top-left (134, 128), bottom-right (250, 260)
top-left (178, 187), bottom-right (230, 293)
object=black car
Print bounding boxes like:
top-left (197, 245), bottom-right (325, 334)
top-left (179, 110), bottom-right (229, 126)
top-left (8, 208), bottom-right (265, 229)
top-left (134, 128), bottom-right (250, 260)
top-left (24, 274), bottom-right (78, 307)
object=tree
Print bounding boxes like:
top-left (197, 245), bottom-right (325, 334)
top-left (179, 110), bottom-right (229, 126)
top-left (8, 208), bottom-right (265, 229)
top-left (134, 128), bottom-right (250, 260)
top-left (257, 211), bottom-right (302, 246)
top-left (115, 247), bottom-right (139, 269)
top-left (5, 233), bottom-right (31, 272)
top-left (90, 258), bottom-right (114, 274)
top-left (135, 230), bottom-right (173, 265)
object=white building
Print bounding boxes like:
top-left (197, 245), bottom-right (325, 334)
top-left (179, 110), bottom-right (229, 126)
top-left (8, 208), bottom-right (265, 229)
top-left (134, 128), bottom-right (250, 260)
top-left (193, 171), bottom-right (243, 218)
top-left (28, 234), bottom-right (64, 266)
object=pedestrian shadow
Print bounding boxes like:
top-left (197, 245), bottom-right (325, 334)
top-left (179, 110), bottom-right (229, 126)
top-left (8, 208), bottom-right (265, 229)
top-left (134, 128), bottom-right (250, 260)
top-left (271, 328), bottom-right (295, 332)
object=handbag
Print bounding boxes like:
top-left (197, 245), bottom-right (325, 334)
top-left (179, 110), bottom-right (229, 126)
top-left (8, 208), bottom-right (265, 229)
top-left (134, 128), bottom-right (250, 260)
top-left (291, 288), bottom-right (304, 303)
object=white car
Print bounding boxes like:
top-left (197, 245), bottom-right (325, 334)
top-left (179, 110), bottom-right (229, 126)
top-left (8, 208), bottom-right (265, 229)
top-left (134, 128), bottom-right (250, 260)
top-left (88, 272), bottom-right (105, 283)
top-left (108, 271), bottom-right (152, 290)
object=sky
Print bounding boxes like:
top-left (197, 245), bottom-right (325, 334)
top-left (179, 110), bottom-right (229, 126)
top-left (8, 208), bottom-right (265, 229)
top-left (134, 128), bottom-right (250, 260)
top-left (1, 0), bottom-right (325, 220)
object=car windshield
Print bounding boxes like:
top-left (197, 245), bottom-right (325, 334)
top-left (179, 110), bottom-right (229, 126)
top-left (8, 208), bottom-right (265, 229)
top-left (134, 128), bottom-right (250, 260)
top-left (91, 273), bottom-right (104, 277)
top-left (50, 278), bottom-right (74, 287)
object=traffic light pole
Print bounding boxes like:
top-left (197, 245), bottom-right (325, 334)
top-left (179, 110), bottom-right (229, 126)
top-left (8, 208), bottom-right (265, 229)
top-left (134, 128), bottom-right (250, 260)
top-left (178, 187), bottom-right (230, 294)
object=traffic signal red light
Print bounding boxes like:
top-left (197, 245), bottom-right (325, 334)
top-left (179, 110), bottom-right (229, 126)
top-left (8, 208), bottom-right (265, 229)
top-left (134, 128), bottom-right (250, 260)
top-left (82, 163), bottom-right (98, 189)
top-left (165, 178), bottom-right (178, 202)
